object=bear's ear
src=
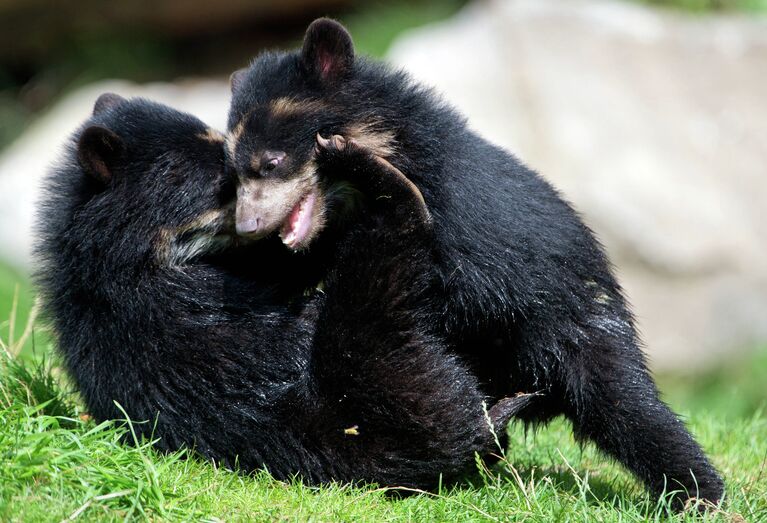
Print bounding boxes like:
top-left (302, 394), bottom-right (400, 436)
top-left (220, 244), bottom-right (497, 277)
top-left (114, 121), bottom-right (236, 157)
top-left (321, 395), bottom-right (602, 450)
top-left (77, 125), bottom-right (125, 184)
top-left (301, 18), bottom-right (354, 83)
top-left (92, 92), bottom-right (125, 115)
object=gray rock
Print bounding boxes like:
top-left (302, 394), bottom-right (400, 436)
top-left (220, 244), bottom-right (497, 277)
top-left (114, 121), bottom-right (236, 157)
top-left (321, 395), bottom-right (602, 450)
top-left (387, 0), bottom-right (767, 369)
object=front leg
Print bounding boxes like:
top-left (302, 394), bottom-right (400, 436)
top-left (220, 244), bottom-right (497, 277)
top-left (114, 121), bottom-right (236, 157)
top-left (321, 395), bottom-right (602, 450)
top-left (315, 133), bottom-right (431, 231)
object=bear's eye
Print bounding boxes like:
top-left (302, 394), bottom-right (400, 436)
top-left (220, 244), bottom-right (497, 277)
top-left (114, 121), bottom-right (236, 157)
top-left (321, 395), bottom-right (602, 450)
top-left (264, 158), bottom-right (279, 171)
top-left (258, 151), bottom-right (286, 177)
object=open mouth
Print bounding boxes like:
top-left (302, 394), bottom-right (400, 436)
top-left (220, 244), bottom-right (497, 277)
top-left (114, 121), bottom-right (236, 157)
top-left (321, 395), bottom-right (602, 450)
top-left (279, 190), bottom-right (318, 250)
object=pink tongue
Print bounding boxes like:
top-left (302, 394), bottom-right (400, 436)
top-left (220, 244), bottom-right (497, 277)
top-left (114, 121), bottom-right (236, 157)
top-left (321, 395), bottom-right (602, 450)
top-left (280, 191), bottom-right (316, 248)
top-left (282, 200), bottom-right (302, 236)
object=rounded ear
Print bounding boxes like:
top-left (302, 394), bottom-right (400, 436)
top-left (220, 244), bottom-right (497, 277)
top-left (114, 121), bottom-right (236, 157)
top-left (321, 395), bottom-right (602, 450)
top-left (77, 125), bottom-right (125, 184)
top-left (92, 92), bottom-right (125, 115)
top-left (301, 18), bottom-right (354, 83)
top-left (230, 68), bottom-right (248, 92)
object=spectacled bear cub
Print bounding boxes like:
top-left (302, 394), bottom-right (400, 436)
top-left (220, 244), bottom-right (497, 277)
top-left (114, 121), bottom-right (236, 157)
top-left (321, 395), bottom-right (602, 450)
top-left (226, 18), bottom-right (724, 506)
top-left (34, 95), bottom-right (530, 488)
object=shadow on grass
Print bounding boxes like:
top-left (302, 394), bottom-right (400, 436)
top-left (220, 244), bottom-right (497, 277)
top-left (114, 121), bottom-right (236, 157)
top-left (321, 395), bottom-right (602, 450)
top-left (519, 465), bottom-right (649, 506)
top-left (377, 458), bottom-right (651, 514)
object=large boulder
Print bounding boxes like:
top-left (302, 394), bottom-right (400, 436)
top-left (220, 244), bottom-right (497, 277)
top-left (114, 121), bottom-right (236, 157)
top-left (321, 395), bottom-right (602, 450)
top-left (387, 0), bottom-right (767, 369)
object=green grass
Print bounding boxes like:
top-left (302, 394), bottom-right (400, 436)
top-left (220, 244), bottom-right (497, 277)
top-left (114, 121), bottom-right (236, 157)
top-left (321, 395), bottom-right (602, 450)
top-left (1, 261), bottom-right (766, 521)
top-left (658, 347), bottom-right (767, 421)
top-left (0, 263), bottom-right (33, 341)
top-left (1, 356), bottom-right (765, 522)
top-left (1, 286), bottom-right (765, 522)
top-left (0, 262), bottom-right (47, 363)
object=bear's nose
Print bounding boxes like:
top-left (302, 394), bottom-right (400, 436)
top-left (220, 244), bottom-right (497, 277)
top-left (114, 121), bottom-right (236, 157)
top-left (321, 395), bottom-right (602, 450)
top-left (235, 215), bottom-right (261, 236)
top-left (235, 196), bottom-right (268, 237)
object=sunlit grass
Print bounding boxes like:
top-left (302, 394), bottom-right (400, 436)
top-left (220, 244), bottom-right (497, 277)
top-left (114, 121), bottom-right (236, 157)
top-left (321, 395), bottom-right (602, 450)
top-left (0, 282), bottom-right (765, 521)
top-left (1, 360), bottom-right (764, 521)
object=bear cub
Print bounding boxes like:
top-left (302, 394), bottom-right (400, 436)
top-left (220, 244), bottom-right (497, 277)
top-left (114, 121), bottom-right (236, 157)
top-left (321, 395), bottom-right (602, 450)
top-left (226, 18), bottom-right (724, 507)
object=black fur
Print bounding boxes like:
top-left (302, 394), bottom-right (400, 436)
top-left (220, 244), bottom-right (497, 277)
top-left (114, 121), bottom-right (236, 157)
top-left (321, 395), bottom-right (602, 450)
top-left (35, 98), bottom-right (525, 488)
top-left (227, 18), bottom-right (724, 506)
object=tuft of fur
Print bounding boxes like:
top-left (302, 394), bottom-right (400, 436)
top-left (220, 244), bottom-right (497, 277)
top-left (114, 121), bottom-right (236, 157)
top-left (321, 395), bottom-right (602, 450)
top-left (35, 97), bottom-right (521, 489)
top-left (227, 18), bottom-right (724, 507)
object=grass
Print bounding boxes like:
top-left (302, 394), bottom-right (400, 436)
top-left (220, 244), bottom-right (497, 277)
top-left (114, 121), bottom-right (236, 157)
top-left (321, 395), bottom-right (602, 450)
top-left (1, 356), bottom-right (765, 522)
top-left (0, 262), bottom-right (765, 521)
top-left (0, 262), bottom-right (48, 364)
top-left (658, 347), bottom-right (767, 421)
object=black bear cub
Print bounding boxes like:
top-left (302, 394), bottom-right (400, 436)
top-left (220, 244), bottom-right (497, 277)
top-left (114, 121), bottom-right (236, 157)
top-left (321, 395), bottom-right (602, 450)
top-left (35, 94), bottom-right (528, 488)
top-left (226, 18), bottom-right (724, 506)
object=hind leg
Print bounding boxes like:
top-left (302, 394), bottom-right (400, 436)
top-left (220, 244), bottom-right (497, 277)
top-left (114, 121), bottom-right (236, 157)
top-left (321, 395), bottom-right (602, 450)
top-left (570, 340), bottom-right (723, 508)
top-left (515, 313), bottom-right (724, 508)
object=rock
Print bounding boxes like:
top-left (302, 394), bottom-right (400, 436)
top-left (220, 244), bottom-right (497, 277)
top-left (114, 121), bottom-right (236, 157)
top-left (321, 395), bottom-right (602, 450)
top-left (0, 79), bottom-right (230, 271)
top-left (387, 0), bottom-right (767, 369)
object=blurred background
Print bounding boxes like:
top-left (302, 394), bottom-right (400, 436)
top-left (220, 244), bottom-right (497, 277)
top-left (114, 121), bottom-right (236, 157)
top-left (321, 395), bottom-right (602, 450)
top-left (0, 0), bottom-right (765, 419)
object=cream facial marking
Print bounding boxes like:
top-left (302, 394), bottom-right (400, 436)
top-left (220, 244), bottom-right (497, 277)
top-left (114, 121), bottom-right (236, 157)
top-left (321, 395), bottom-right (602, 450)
top-left (235, 160), bottom-right (326, 250)
top-left (225, 97), bottom-right (326, 162)
top-left (268, 97), bottom-right (329, 119)
top-left (155, 207), bottom-right (234, 267)
top-left (197, 128), bottom-right (226, 144)
top-left (226, 119), bottom-right (246, 158)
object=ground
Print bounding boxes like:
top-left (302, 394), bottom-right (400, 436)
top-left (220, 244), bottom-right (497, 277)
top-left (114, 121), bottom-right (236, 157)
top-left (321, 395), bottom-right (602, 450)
top-left (0, 265), bottom-right (765, 521)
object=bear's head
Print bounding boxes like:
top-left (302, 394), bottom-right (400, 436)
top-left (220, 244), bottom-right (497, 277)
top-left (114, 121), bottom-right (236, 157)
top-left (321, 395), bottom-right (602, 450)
top-left (39, 94), bottom-right (236, 275)
top-left (225, 19), bottom-right (402, 251)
